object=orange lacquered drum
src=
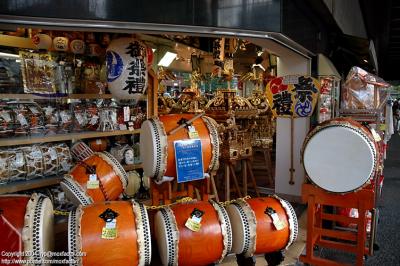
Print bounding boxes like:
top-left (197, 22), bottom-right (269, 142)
top-left (140, 114), bottom-right (220, 181)
top-left (88, 138), bottom-right (108, 152)
top-left (154, 200), bottom-right (232, 266)
top-left (226, 196), bottom-right (298, 257)
top-left (302, 118), bottom-right (379, 193)
top-left (0, 194), bottom-right (54, 264)
top-left (60, 152), bottom-right (128, 206)
top-left (68, 200), bottom-right (151, 266)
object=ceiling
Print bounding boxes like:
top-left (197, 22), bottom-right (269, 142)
top-left (360, 0), bottom-right (400, 81)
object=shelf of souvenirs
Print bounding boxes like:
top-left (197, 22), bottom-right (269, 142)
top-left (0, 93), bottom-right (115, 100)
top-left (0, 175), bottom-right (62, 195)
top-left (122, 164), bottom-right (143, 171)
top-left (0, 129), bottom-right (140, 147)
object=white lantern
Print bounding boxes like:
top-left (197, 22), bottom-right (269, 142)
top-left (53, 37), bottom-right (69, 52)
top-left (106, 38), bottom-right (148, 100)
top-left (32, 33), bottom-right (52, 50)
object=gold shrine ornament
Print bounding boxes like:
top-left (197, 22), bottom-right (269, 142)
top-left (265, 75), bottom-right (320, 118)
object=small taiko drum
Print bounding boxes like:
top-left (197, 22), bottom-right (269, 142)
top-left (154, 200), bottom-right (232, 266)
top-left (71, 141), bottom-right (94, 162)
top-left (22, 145), bottom-right (44, 179)
top-left (54, 143), bottom-right (73, 174)
top-left (88, 138), bottom-right (108, 152)
top-left (124, 171), bottom-right (150, 198)
top-left (226, 196), bottom-right (298, 257)
top-left (302, 118), bottom-right (379, 193)
top-left (60, 152), bottom-right (128, 206)
top-left (0, 194), bottom-right (54, 264)
top-left (40, 144), bottom-right (59, 176)
top-left (68, 200), bottom-right (151, 265)
top-left (140, 114), bottom-right (220, 181)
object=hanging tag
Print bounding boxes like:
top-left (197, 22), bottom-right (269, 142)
top-left (87, 174), bottom-right (99, 189)
top-left (188, 125), bottom-right (199, 139)
top-left (17, 113), bottom-right (28, 126)
top-left (49, 147), bottom-right (58, 160)
top-left (96, 139), bottom-right (102, 145)
top-left (105, 219), bottom-right (117, 229)
top-left (100, 209), bottom-right (119, 239)
top-left (123, 106), bottom-right (130, 122)
top-left (265, 207), bottom-right (285, 231)
top-left (14, 152), bottom-right (25, 167)
top-left (369, 128), bottom-right (382, 142)
top-left (185, 208), bottom-right (204, 232)
top-left (101, 227), bottom-right (117, 239)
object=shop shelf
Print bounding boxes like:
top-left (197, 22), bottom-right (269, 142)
top-left (0, 175), bottom-right (63, 195)
top-left (0, 129), bottom-right (140, 147)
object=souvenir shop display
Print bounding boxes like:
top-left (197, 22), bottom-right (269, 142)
top-left (124, 170), bottom-right (150, 198)
top-left (67, 200), bottom-right (151, 266)
top-left (70, 141), bottom-right (94, 162)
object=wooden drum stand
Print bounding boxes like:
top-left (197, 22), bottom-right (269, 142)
top-left (300, 183), bottom-right (376, 266)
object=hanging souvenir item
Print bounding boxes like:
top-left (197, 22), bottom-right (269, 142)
top-left (106, 37), bottom-right (148, 99)
top-left (70, 39), bottom-right (85, 54)
top-left (265, 75), bottom-right (320, 118)
top-left (32, 33), bottom-right (52, 50)
top-left (53, 36), bottom-right (69, 52)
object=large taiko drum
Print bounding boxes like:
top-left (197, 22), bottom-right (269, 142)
top-left (0, 194), bottom-right (54, 264)
top-left (154, 200), bottom-right (232, 266)
top-left (140, 114), bottom-right (220, 181)
top-left (60, 152), bottom-right (128, 206)
top-left (302, 118), bottom-right (378, 193)
top-left (68, 200), bottom-right (151, 265)
top-left (226, 196), bottom-right (298, 257)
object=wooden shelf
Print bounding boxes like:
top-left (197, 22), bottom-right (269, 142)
top-left (0, 129), bottom-right (140, 147)
top-left (0, 93), bottom-right (114, 100)
top-left (123, 164), bottom-right (143, 171)
top-left (0, 176), bottom-right (63, 195)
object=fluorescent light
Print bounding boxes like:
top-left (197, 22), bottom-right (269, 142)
top-left (158, 52), bottom-right (177, 67)
top-left (0, 52), bottom-right (19, 59)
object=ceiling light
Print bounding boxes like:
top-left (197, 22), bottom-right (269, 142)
top-left (0, 52), bottom-right (19, 59)
top-left (158, 51), bottom-right (177, 67)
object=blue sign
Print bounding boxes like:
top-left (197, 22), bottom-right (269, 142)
top-left (174, 139), bottom-right (204, 183)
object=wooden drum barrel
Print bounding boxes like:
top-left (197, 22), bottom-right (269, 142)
top-left (140, 114), bottom-right (220, 181)
top-left (88, 138), bottom-right (109, 152)
top-left (154, 200), bottom-right (232, 266)
top-left (226, 196), bottom-right (298, 257)
top-left (68, 200), bottom-right (151, 265)
top-left (61, 152), bottom-right (128, 206)
top-left (0, 194), bottom-right (54, 264)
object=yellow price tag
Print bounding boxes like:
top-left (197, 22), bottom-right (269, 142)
top-left (188, 131), bottom-right (200, 139)
top-left (101, 227), bottom-right (117, 239)
top-left (185, 217), bottom-right (201, 232)
top-left (87, 180), bottom-right (100, 189)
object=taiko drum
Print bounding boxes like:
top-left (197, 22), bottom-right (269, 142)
top-left (0, 194), bottom-right (54, 265)
top-left (140, 114), bottom-right (220, 181)
top-left (226, 196), bottom-right (298, 257)
top-left (154, 200), bottom-right (232, 266)
top-left (302, 117), bottom-right (379, 193)
top-left (68, 200), bottom-right (151, 266)
top-left (88, 138), bottom-right (108, 152)
top-left (60, 152), bottom-right (128, 206)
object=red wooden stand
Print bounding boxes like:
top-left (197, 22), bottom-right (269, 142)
top-left (300, 184), bottom-right (376, 266)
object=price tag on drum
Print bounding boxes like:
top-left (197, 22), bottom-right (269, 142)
top-left (185, 208), bottom-right (204, 232)
top-left (188, 125), bottom-right (199, 139)
top-left (87, 174), bottom-right (100, 189)
top-left (265, 207), bottom-right (285, 231)
top-left (174, 139), bottom-right (204, 183)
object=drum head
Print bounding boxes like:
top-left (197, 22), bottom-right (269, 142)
top-left (60, 176), bottom-right (93, 206)
top-left (154, 209), bottom-right (178, 266)
top-left (225, 204), bottom-right (245, 255)
top-left (140, 119), bottom-right (167, 180)
top-left (303, 125), bottom-right (376, 193)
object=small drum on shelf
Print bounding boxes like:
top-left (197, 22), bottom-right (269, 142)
top-left (22, 145), bottom-right (44, 179)
top-left (226, 196), bottom-right (298, 257)
top-left (68, 200), bottom-right (151, 266)
top-left (88, 138), bottom-right (108, 152)
top-left (60, 152), bottom-right (128, 206)
top-left (71, 141), bottom-right (94, 162)
top-left (124, 171), bottom-right (150, 198)
top-left (0, 149), bottom-right (27, 183)
top-left (54, 143), bottom-right (73, 174)
top-left (302, 118), bottom-right (379, 193)
top-left (154, 200), bottom-right (232, 266)
top-left (40, 144), bottom-right (59, 176)
top-left (0, 194), bottom-right (54, 264)
top-left (140, 114), bottom-right (220, 181)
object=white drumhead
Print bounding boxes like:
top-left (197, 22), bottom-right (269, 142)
top-left (303, 126), bottom-right (376, 193)
top-left (154, 210), bottom-right (172, 266)
top-left (60, 176), bottom-right (93, 206)
top-left (225, 204), bottom-right (245, 254)
top-left (140, 119), bottom-right (167, 180)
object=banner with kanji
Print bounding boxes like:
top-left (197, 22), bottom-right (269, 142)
top-left (265, 75), bottom-right (320, 118)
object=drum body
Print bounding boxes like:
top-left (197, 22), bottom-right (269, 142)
top-left (71, 141), bottom-right (94, 162)
top-left (124, 171), bottom-right (150, 197)
top-left (41, 144), bottom-right (59, 176)
top-left (0, 194), bottom-right (54, 264)
top-left (54, 143), bottom-right (73, 174)
top-left (60, 152), bottom-right (128, 206)
top-left (154, 200), bottom-right (232, 266)
top-left (140, 114), bottom-right (220, 181)
top-left (68, 201), bottom-right (151, 266)
top-left (302, 118), bottom-right (378, 193)
top-left (226, 196), bottom-right (298, 257)
top-left (88, 138), bottom-right (108, 152)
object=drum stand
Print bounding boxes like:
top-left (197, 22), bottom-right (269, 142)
top-left (300, 184), bottom-right (376, 266)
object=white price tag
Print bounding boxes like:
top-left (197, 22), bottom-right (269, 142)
top-left (106, 219), bottom-right (117, 229)
top-left (123, 106), bottom-right (130, 122)
top-left (15, 152), bottom-right (25, 167)
top-left (49, 147), bottom-right (58, 160)
top-left (89, 174), bottom-right (98, 181)
top-left (17, 113), bottom-right (28, 126)
top-left (96, 139), bottom-right (102, 145)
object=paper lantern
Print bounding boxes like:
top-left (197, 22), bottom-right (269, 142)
top-left (70, 39), bottom-right (85, 54)
top-left (53, 37), bottom-right (69, 52)
top-left (32, 33), bottom-right (52, 50)
top-left (106, 38), bottom-right (148, 99)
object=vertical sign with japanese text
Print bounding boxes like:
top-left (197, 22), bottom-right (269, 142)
top-left (174, 139), bottom-right (205, 183)
top-left (265, 75), bottom-right (320, 118)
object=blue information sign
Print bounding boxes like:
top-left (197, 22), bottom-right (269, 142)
top-left (174, 139), bottom-right (204, 183)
